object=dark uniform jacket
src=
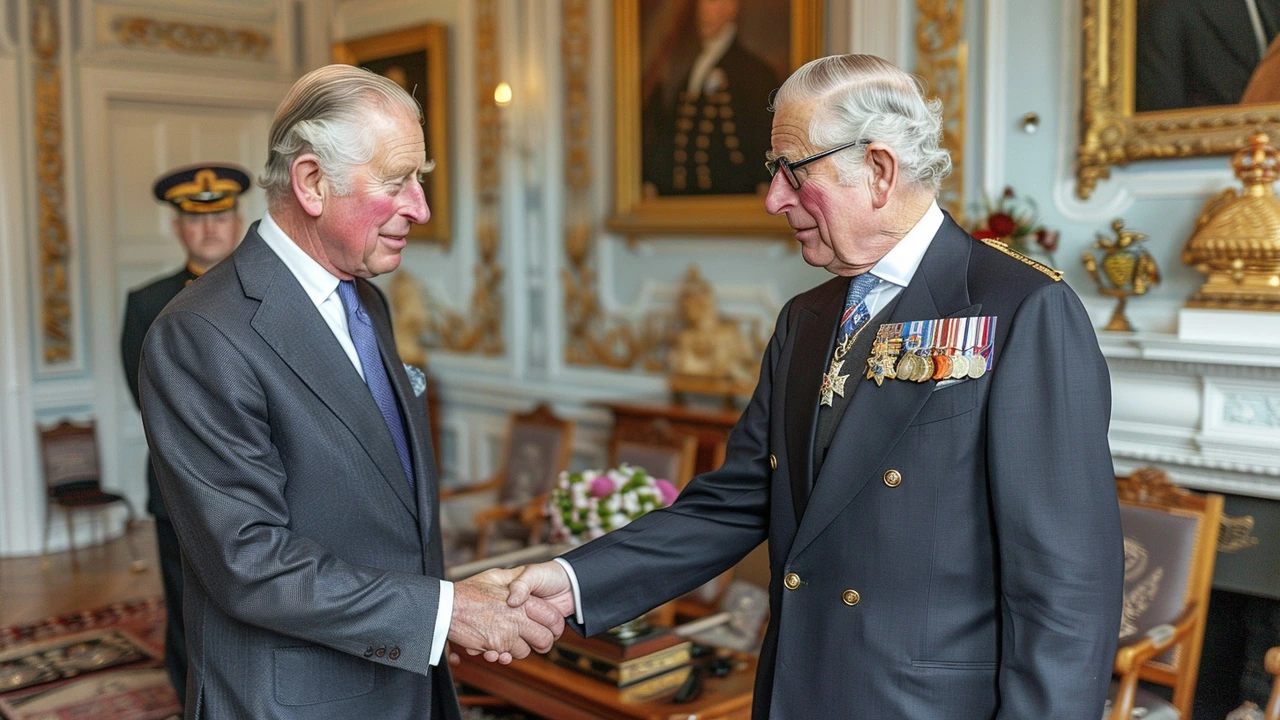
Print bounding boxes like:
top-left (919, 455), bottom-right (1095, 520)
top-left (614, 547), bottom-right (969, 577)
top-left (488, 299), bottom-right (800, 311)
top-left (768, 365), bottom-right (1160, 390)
top-left (643, 40), bottom-right (778, 196)
top-left (563, 214), bottom-right (1125, 719)
top-left (122, 266), bottom-right (198, 518)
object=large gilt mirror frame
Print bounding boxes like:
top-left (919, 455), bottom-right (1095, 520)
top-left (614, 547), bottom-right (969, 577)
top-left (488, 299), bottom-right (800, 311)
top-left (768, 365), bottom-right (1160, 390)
top-left (1077, 0), bottom-right (1280, 200)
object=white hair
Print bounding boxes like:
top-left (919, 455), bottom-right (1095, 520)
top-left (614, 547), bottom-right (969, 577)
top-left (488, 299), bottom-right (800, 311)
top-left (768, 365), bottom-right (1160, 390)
top-left (259, 64), bottom-right (424, 204)
top-left (771, 54), bottom-right (951, 192)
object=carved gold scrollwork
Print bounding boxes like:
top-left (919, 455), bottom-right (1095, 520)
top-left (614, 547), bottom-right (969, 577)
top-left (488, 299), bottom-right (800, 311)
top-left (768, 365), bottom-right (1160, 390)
top-left (915, 0), bottom-right (966, 220)
top-left (112, 17), bottom-right (272, 60)
top-left (1218, 514), bottom-right (1261, 554)
top-left (1077, 0), bottom-right (1280, 199)
top-left (416, 0), bottom-right (503, 356)
top-left (34, 0), bottom-right (71, 365)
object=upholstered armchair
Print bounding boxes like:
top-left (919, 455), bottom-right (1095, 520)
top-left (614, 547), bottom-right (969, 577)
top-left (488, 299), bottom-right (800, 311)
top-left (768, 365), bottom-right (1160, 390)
top-left (439, 403), bottom-right (574, 565)
top-left (1104, 467), bottom-right (1223, 720)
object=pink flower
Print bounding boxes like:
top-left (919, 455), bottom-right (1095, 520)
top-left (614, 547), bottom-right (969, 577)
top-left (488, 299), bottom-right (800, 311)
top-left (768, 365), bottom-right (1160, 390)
top-left (655, 479), bottom-right (679, 506)
top-left (589, 475), bottom-right (616, 499)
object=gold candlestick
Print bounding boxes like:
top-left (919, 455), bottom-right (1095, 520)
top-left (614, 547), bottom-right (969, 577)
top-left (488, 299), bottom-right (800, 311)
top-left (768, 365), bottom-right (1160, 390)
top-left (1082, 220), bottom-right (1161, 332)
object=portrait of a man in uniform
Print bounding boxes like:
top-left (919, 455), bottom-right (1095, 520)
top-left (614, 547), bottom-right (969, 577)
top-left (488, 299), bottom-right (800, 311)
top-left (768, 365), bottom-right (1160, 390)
top-left (639, 0), bottom-right (786, 197)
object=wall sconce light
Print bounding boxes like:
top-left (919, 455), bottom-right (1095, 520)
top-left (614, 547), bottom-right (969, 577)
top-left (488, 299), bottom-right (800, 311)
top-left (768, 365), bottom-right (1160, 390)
top-left (494, 81), bottom-right (512, 107)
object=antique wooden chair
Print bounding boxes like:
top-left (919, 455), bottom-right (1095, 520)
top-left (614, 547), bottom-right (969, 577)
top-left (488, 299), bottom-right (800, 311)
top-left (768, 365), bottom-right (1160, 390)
top-left (1105, 467), bottom-right (1223, 720)
top-left (1265, 646), bottom-right (1280, 720)
top-left (440, 403), bottom-right (574, 564)
top-left (608, 416), bottom-right (698, 489)
top-left (39, 421), bottom-right (144, 571)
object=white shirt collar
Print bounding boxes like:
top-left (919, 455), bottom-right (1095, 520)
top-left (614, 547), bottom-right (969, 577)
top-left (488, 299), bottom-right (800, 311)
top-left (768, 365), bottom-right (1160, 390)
top-left (869, 200), bottom-right (944, 289)
top-left (686, 23), bottom-right (738, 96)
top-left (257, 211), bottom-right (342, 310)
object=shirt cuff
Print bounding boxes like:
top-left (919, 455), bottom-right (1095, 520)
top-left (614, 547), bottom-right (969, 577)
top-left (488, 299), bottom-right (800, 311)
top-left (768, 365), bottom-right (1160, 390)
top-left (429, 579), bottom-right (453, 666)
top-left (552, 557), bottom-right (585, 625)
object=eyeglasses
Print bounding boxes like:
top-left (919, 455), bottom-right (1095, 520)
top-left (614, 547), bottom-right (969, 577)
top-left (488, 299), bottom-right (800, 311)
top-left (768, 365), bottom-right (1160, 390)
top-left (765, 139), bottom-right (872, 190)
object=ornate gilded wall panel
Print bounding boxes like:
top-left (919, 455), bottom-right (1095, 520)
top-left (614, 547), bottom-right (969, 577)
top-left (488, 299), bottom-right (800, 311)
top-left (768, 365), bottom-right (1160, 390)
top-left (111, 17), bottom-right (272, 59)
top-left (915, 0), bottom-right (967, 220)
top-left (33, 0), bottom-right (71, 365)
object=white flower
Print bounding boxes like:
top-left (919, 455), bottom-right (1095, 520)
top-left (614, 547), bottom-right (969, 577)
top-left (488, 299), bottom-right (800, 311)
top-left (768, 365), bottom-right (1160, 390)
top-left (610, 513), bottom-right (629, 528)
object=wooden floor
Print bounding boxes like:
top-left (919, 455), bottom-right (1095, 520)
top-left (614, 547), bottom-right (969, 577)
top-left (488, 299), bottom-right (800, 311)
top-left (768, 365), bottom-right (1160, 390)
top-left (0, 520), bottom-right (163, 627)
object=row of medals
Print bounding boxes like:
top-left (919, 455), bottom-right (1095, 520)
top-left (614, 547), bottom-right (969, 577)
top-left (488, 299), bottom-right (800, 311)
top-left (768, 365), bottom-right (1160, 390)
top-left (867, 336), bottom-right (988, 385)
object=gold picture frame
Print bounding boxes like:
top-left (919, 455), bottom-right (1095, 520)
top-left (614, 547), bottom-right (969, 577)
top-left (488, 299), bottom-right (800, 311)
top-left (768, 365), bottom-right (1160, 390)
top-left (1077, 0), bottom-right (1280, 200)
top-left (334, 24), bottom-right (452, 246)
top-left (610, 0), bottom-right (824, 238)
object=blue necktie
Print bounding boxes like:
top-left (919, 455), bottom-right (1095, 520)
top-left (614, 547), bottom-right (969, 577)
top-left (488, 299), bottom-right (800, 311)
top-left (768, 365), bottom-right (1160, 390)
top-left (837, 273), bottom-right (881, 349)
top-left (337, 280), bottom-right (415, 491)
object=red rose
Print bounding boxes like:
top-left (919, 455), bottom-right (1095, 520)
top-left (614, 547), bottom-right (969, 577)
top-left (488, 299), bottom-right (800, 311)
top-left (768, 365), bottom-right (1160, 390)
top-left (1034, 228), bottom-right (1059, 252)
top-left (971, 229), bottom-right (1000, 240)
top-left (1002, 186), bottom-right (1016, 199)
top-left (987, 213), bottom-right (1018, 237)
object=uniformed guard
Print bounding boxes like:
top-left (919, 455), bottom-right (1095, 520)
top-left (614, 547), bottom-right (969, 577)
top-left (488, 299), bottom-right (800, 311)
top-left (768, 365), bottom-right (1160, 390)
top-left (120, 163), bottom-right (249, 706)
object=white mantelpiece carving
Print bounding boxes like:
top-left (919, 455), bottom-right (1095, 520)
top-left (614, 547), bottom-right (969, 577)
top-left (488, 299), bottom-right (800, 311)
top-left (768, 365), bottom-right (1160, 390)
top-left (1099, 331), bottom-right (1280, 500)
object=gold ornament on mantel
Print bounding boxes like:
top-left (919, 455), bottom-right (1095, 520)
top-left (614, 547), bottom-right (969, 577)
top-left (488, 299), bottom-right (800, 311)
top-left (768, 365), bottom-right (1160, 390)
top-left (1082, 220), bottom-right (1161, 332)
top-left (1182, 133), bottom-right (1280, 311)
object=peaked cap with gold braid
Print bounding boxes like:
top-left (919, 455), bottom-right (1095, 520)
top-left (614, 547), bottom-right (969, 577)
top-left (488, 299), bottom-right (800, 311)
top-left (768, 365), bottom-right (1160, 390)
top-left (152, 163), bottom-right (251, 214)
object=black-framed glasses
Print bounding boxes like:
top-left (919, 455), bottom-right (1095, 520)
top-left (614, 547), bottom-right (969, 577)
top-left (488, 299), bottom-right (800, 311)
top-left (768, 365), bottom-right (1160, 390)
top-left (765, 139), bottom-right (871, 190)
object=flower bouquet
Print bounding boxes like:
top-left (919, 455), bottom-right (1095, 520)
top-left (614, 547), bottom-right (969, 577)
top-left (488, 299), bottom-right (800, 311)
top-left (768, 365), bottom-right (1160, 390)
top-left (970, 186), bottom-right (1059, 266)
top-left (548, 464), bottom-right (680, 544)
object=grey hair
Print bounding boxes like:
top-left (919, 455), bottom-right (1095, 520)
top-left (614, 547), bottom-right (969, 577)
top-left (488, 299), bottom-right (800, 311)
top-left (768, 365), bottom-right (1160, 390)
top-left (771, 55), bottom-right (951, 192)
top-left (259, 64), bottom-right (424, 204)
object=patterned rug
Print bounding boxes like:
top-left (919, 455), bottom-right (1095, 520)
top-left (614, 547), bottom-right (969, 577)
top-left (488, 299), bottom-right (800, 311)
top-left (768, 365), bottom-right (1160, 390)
top-left (0, 598), bottom-right (179, 720)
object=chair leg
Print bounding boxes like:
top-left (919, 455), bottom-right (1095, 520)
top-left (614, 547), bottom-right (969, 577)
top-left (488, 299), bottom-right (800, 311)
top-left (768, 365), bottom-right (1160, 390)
top-left (66, 507), bottom-right (79, 572)
top-left (40, 501), bottom-right (52, 569)
top-left (120, 500), bottom-right (145, 573)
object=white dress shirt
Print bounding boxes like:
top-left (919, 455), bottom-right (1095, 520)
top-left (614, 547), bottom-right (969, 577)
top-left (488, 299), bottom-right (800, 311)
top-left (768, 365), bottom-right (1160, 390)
top-left (258, 212), bottom-right (453, 666)
top-left (554, 201), bottom-right (945, 625)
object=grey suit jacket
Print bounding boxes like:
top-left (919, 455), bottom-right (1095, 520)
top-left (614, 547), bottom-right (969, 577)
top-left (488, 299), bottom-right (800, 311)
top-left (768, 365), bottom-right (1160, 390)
top-left (140, 225), bottom-right (460, 720)
top-left (564, 215), bottom-right (1125, 719)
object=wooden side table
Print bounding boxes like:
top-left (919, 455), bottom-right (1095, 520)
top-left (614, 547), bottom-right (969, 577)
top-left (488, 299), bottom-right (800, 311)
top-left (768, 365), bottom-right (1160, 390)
top-left (452, 650), bottom-right (756, 720)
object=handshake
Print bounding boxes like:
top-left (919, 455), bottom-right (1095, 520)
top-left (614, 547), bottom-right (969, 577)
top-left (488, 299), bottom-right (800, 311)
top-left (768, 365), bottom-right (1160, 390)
top-left (446, 562), bottom-right (577, 665)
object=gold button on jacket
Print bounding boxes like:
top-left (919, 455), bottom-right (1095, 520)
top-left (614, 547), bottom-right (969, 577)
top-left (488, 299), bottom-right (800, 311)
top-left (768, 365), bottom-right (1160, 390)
top-left (883, 469), bottom-right (902, 487)
top-left (770, 454), bottom-right (778, 470)
top-left (843, 589), bottom-right (861, 606)
top-left (784, 572), bottom-right (801, 590)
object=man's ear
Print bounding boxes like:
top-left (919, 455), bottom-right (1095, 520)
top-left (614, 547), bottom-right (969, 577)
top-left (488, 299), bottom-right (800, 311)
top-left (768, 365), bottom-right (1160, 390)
top-left (864, 142), bottom-right (900, 210)
top-left (290, 153), bottom-right (326, 218)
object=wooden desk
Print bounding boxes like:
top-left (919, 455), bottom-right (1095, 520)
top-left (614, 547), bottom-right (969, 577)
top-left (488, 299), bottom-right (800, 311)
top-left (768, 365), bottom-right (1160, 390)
top-left (452, 651), bottom-right (756, 720)
top-left (602, 402), bottom-right (742, 477)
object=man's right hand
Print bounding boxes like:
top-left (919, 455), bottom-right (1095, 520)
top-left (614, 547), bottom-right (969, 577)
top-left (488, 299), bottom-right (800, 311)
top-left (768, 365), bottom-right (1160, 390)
top-left (448, 567), bottom-right (566, 664)
top-left (506, 562), bottom-right (577, 619)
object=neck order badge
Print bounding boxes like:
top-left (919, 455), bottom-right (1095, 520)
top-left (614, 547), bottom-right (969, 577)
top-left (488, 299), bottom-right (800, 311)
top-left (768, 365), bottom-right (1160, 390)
top-left (819, 274), bottom-right (880, 407)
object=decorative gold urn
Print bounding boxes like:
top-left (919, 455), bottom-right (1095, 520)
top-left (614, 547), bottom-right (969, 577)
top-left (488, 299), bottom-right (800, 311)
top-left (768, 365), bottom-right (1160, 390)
top-left (1182, 133), bottom-right (1280, 311)
top-left (1082, 220), bottom-right (1160, 332)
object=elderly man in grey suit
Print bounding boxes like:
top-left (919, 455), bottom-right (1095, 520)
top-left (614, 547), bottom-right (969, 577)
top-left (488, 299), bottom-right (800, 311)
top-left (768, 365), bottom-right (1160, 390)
top-left (139, 65), bottom-right (563, 720)
top-left (508, 54), bottom-right (1124, 719)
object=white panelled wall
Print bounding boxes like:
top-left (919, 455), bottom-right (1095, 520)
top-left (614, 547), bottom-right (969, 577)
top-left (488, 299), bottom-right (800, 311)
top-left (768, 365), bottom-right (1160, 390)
top-left (1, 0), bottom-right (1276, 557)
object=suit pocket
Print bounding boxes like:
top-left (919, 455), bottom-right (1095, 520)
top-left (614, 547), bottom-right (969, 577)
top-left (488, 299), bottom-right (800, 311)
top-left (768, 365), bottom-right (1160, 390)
top-left (273, 645), bottom-right (375, 706)
top-left (910, 659), bottom-right (999, 670)
top-left (910, 376), bottom-right (979, 426)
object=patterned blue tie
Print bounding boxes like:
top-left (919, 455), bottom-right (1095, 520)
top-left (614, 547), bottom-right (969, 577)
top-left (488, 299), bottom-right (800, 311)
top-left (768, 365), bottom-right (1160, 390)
top-left (838, 272), bottom-right (881, 344)
top-left (819, 272), bottom-right (880, 407)
top-left (337, 280), bottom-right (415, 491)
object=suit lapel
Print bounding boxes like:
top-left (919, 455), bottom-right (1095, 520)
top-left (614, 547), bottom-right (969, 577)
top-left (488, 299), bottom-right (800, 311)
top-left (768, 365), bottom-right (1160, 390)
top-left (357, 280), bottom-right (440, 546)
top-left (788, 215), bottom-right (977, 561)
top-left (237, 230), bottom-right (419, 520)
top-left (783, 277), bottom-right (847, 526)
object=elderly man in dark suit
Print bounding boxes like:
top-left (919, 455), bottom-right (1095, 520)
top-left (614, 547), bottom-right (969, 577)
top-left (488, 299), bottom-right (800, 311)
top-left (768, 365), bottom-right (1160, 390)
top-left (139, 65), bottom-right (563, 720)
top-left (509, 54), bottom-right (1124, 719)
top-left (121, 163), bottom-right (249, 706)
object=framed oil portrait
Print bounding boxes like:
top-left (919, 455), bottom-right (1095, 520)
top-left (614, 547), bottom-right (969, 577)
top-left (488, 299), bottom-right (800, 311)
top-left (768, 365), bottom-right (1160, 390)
top-left (1077, 0), bottom-right (1280, 199)
top-left (333, 24), bottom-right (452, 246)
top-left (610, 0), bottom-right (825, 237)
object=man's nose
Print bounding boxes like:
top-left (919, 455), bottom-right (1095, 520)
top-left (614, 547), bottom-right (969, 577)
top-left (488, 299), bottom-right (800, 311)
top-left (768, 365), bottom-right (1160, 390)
top-left (764, 172), bottom-right (796, 216)
top-left (404, 180), bottom-right (430, 224)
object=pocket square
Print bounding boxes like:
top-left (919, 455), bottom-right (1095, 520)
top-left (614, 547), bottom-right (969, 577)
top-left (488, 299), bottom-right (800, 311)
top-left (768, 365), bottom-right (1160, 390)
top-left (404, 364), bottom-right (427, 398)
